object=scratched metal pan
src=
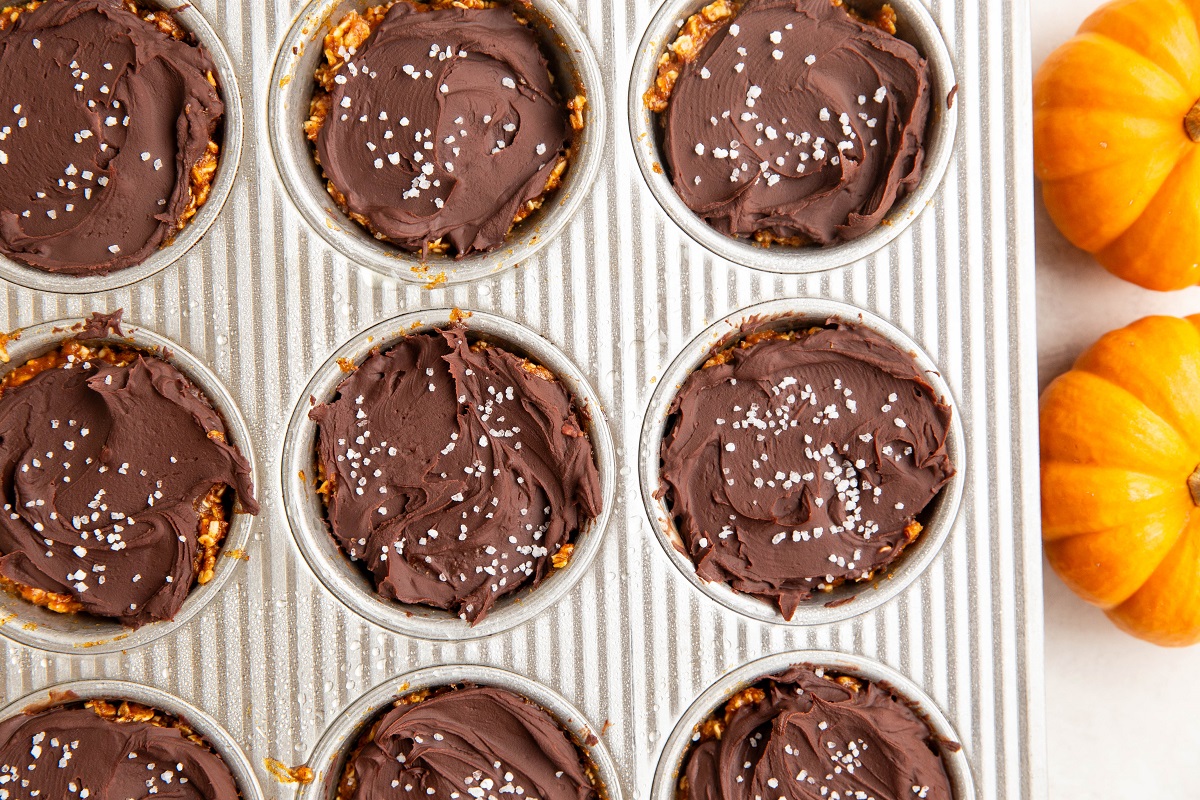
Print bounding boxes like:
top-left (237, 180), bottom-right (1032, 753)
top-left (268, 0), bottom-right (607, 286)
top-left (0, 0), bottom-right (244, 295)
top-left (300, 663), bottom-right (623, 800)
top-left (639, 298), bottom-right (965, 627)
top-left (281, 308), bottom-right (617, 641)
top-left (628, 0), bottom-right (959, 275)
top-left (0, 678), bottom-right (266, 800)
top-left (0, 317), bottom-right (259, 655)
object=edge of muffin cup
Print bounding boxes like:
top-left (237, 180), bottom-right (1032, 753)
top-left (651, 651), bottom-right (976, 800)
top-left (0, 0), bottom-right (244, 295)
top-left (281, 308), bottom-right (617, 641)
top-left (0, 318), bottom-right (259, 655)
top-left (628, 0), bottom-right (959, 275)
top-left (267, 0), bottom-right (607, 286)
top-left (0, 678), bottom-right (267, 800)
top-left (300, 663), bottom-right (624, 800)
top-left (639, 298), bottom-right (965, 627)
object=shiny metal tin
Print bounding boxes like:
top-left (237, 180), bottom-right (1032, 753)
top-left (0, 318), bottom-right (259, 655)
top-left (639, 298), bottom-right (965, 627)
top-left (0, 0), bottom-right (244, 295)
top-left (267, 0), bottom-right (607, 286)
top-left (300, 663), bottom-right (623, 800)
top-left (0, 0), bottom-right (1044, 797)
top-left (628, 0), bottom-right (959, 275)
top-left (651, 651), bottom-right (975, 800)
top-left (0, 678), bottom-right (266, 800)
top-left (281, 308), bottom-right (617, 640)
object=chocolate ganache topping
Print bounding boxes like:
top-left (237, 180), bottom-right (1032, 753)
top-left (660, 322), bottom-right (953, 618)
top-left (680, 666), bottom-right (953, 800)
top-left (0, 0), bottom-right (225, 275)
top-left (344, 685), bottom-right (597, 800)
top-left (0, 314), bottom-right (259, 627)
top-left (310, 327), bottom-right (601, 624)
top-left (313, 2), bottom-right (571, 257)
top-left (0, 702), bottom-right (241, 799)
top-left (658, 0), bottom-right (931, 246)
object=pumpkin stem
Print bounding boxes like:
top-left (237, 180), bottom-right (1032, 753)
top-left (1189, 466), bottom-right (1200, 505)
top-left (1188, 99), bottom-right (1200, 143)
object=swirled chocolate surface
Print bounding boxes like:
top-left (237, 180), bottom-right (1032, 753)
top-left (659, 0), bottom-right (931, 246)
top-left (346, 685), bottom-right (597, 800)
top-left (0, 0), bottom-right (225, 275)
top-left (310, 328), bottom-right (601, 624)
top-left (314, 2), bottom-right (570, 256)
top-left (0, 318), bottom-right (259, 627)
top-left (0, 703), bottom-right (241, 799)
top-left (680, 666), bottom-right (953, 800)
top-left (660, 322), bottom-right (953, 618)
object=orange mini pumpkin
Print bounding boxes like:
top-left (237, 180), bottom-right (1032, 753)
top-left (1034, 0), bottom-right (1200, 291)
top-left (1042, 316), bottom-right (1200, 646)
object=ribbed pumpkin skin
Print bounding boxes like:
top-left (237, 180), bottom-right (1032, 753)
top-left (1033, 0), bottom-right (1200, 291)
top-left (1041, 316), bottom-right (1200, 646)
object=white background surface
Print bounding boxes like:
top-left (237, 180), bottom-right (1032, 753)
top-left (1031, 2), bottom-right (1200, 797)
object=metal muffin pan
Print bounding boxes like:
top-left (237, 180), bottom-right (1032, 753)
top-left (0, 678), bottom-right (266, 800)
top-left (0, 0), bottom-right (245, 295)
top-left (281, 308), bottom-right (617, 641)
top-left (628, 0), bottom-right (959, 276)
top-left (300, 663), bottom-right (623, 800)
top-left (639, 298), bottom-right (965, 627)
top-left (267, 0), bottom-right (608, 286)
top-left (0, 0), bottom-right (1043, 798)
top-left (0, 317), bottom-right (259, 655)
top-left (651, 651), bottom-right (975, 800)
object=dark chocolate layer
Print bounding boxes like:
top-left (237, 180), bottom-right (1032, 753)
top-left (315, 2), bottom-right (569, 256)
top-left (681, 666), bottom-right (953, 800)
top-left (347, 685), bottom-right (597, 800)
top-left (660, 322), bottom-right (953, 618)
top-left (0, 0), bottom-right (225, 275)
top-left (0, 703), bottom-right (241, 799)
top-left (311, 328), bottom-right (601, 624)
top-left (0, 319), bottom-right (259, 627)
top-left (660, 0), bottom-right (931, 246)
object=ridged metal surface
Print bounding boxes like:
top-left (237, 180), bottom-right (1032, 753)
top-left (0, 0), bottom-right (1044, 798)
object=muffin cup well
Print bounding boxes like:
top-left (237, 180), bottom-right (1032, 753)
top-left (268, 0), bottom-right (606, 286)
top-left (281, 309), bottom-right (616, 640)
top-left (300, 664), bottom-right (623, 800)
top-left (628, 0), bottom-right (958, 275)
top-left (0, 318), bottom-right (259, 654)
top-left (0, 679), bottom-right (266, 800)
top-left (652, 651), bottom-right (975, 800)
top-left (0, 0), bottom-right (243, 294)
top-left (639, 298), bottom-right (965, 626)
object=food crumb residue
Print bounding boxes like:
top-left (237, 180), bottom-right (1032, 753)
top-left (264, 757), bottom-right (315, 784)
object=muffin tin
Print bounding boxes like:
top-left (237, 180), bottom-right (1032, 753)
top-left (0, 1), bottom-right (1044, 800)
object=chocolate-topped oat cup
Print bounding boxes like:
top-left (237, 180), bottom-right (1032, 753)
top-left (0, 0), bottom-right (243, 293)
top-left (630, 0), bottom-right (957, 275)
top-left (640, 299), bottom-right (964, 626)
top-left (0, 680), bottom-right (265, 800)
top-left (269, 0), bottom-right (605, 285)
top-left (282, 309), bottom-right (615, 640)
top-left (0, 315), bottom-right (259, 654)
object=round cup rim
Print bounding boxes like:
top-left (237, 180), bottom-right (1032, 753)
top-left (0, 0), bottom-right (244, 294)
top-left (0, 317), bottom-right (259, 655)
top-left (0, 678), bottom-right (267, 800)
top-left (650, 650), bottom-right (976, 800)
top-left (299, 663), bottom-right (625, 800)
top-left (280, 308), bottom-right (617, 641)
top-left (266, 0), bottom-right (608, 286)
top-left (627, 0), bottom-right (959, 275)
top-left (638, 298), bottom-right (966, 627)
